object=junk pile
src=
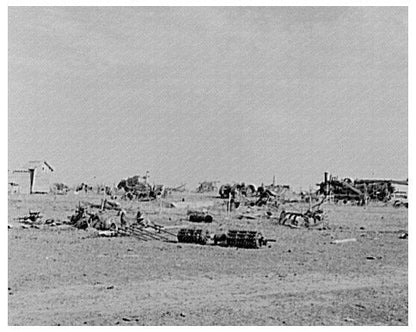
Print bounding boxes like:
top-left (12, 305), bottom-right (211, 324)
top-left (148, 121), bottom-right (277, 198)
top-left (88, 199), bottom-right (121, 211)
top-left (15, 210), bottom-right (43, 224)
top-left (117, 175), bottom-right (167, 200)
top-left (50, 183), bottom-right (70, 195)
top-left (196, 181), bottom-right (219, 193)
top-left (317, 172), bottom-right (408, 204)
top-left (264, 184), bottom-right (303, 203)
top-left (278, 199), bottom-right (328, 229)
top-left (69, 205), bottom-right (92, 230)
top-left (96, 185), bottom-right (117, 197)
top-left (392, 199), bottom-right (408, 208)
top-left (68, 203), bottom-right (177, 240)
top-left (219, 183), bottom-right (257, 199)
top-left (252, 186), bottom-right (277, 206)
top-left (177, 228), bottom-right (276, 249)
top-left (278, 209), bottom-right (327, 229)
top-left (75, 183), bottom-right (93, 194)
top-left (14, 210), bottom-right (63, 228)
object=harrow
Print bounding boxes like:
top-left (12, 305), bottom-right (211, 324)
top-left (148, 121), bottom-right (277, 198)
top-left (177, 228), bottom-right (275, 249)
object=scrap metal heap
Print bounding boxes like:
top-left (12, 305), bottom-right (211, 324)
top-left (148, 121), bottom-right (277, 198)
top-left (219, 183), bottom-right (257, 199)
top-left (317, 172), bottom-right (408, 205)
top-left (117, 175), bottom-right (167, 201)
top-left (278, 198), bottom-right (328, 229)
top-left (196, 181), bottom-right (219, 193)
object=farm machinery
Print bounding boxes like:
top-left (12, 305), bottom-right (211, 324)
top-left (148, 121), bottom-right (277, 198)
top-left (196, 181), bottom-right (219, 193)
top-left (177, 228), bottom-right (275, 249)
top-left (219, 183), bottom-right (257, 199)
top-left (117, 175), bottom-right (167, 200)
top-left (316, 172), bottom-right (408, 205)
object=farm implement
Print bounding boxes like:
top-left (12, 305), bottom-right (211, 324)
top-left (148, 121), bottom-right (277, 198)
top-left (177, 228), bottom-right (276, 249)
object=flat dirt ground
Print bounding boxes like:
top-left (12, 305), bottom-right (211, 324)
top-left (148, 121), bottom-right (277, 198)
top-left (8, 192), bottom-right (408, 326)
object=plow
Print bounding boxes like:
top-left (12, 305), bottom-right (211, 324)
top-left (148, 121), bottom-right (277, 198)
top-left (277, 198), bottom-right (328, 229)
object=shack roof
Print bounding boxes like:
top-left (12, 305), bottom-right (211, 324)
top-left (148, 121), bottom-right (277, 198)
top-left (20, 160), bottom-right (54, 172)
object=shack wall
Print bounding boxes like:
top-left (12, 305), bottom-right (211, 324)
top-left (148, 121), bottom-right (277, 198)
top-left (12, 171), bottom-right (31, 194)
top-left (31, 165), bottom-right (52, 193)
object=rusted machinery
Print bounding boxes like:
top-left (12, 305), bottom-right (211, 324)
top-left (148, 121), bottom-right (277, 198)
top-left (188, 211), bottom-right (213, 223)
top-left (177, 228), bottom-right (275, 249)
top-left (177, 228), bottom-right (210, 245)
top-left (15, 210), bottom-right (43, 223)
top-left (221, 230), bottom-right (268, 249)
top-left (317, 172), bottom-right (407, 204)
top-left (278, 198), bottom-right (328, 228)
top-left (117, 175), bottom-right (166, 200)
top-left (118, 223), bottom-right (174, 241)
top-left (278, 209), bottom-right (327, 228)
top-left (219, 183), bottom-right (257, 199)
top-left (51, 183), bottom-right (70, 195)
top-left (69, 205), bottom-right (91, 229)
top-left (196, 181), bottom-right (219, 193)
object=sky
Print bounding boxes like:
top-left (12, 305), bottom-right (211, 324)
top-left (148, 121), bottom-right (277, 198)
top-left (8, 6), bottom-right (408, 189)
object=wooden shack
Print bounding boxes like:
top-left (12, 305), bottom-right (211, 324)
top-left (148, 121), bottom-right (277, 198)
top-left (11, 160), bottom-right (54, 194)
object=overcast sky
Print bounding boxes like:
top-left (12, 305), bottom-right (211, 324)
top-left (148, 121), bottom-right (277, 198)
top-left (8, 6), bottom-right (407, 189)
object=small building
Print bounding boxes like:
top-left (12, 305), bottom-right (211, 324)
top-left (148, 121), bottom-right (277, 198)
top-left (11, 160), bottom-right (54, 194)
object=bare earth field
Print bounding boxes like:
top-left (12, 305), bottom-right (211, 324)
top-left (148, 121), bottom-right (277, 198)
top-left (8, 193), bottom-right (408, 326)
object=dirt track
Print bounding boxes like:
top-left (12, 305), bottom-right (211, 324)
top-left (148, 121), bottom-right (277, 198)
top-left (8, 193), bottom-right (408, 325)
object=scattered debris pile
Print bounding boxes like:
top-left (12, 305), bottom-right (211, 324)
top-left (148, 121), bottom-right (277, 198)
top-left (75, 183), bottom-right (93, 194)
top-left (50, 183), bottom-right (70, 195)
top-left (219, 183), bottom-right (257, 199)
top-left (15, 210), bottom-right (43, 224)
top-left (69, 205), bottom-right (91, 230)
top-left (278, 199), bottom-right (328, 229)
top-left (317, 172), bottom-right (408, 204)
top-left (196, 181), bottom-right (219, 193)
top-left (252, 187), bottom-right (277, 206)
top-left (278, 209), bottom-right (327, 229)
top-left (68, 203), bottom-right (177, 241)
top-left (117, 175), bottom-right (166, 200)
top-left (393, 199), bottom-right (408, 208)
top-left (14, 210), bottom-right (63, 228)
